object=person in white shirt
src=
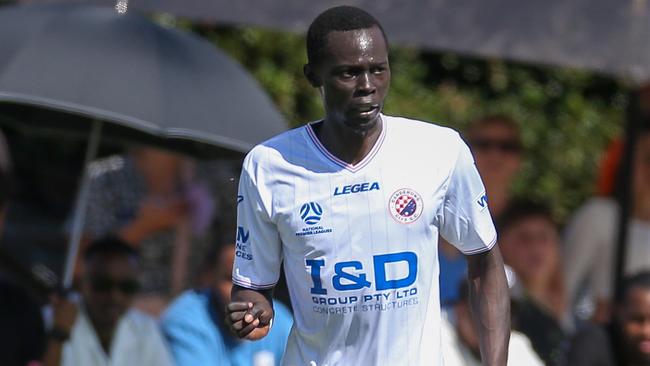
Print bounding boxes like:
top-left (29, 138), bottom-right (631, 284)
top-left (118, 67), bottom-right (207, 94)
top-left (43, 236), bottom-right (173, 366)
top-left (225, 5), bottom-right (510, 366)
top-left (441, 281), bottom-right (543, 366)
top-left (564, 124), bottom-right (650, 323)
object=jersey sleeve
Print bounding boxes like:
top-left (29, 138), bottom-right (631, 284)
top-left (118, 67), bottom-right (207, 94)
top-left (232, 152), bottom-right (283, 290)
top-left (439, 136), bottom-right (497, 255)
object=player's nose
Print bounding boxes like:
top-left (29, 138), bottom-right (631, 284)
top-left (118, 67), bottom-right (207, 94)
top-left (357, 72), bottom-right (375, 94)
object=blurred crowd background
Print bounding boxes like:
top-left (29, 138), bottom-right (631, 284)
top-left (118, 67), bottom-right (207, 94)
top-left (0, 1), bottom-right (649, 366)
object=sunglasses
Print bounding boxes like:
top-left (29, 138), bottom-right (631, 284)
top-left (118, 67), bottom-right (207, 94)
top-left (470, 139), bottom-right (522, 154)
top-left (90, 276), bottom-right (139, 295)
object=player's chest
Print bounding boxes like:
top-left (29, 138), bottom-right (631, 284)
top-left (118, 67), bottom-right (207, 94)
top-left (271, 166), bottom-right (449, 242)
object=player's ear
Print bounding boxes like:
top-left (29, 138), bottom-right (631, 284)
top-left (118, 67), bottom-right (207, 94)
top-left (303, 64), bottom-right (322, 88)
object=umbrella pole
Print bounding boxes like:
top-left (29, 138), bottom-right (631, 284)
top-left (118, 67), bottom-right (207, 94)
top-left (62, 120), bottom-right (103, 289)
top-left (613, 90), bottom-right (639, 302)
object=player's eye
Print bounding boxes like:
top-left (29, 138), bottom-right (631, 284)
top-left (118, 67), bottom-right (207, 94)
top-left (338, 70), bottom-right (355, 79)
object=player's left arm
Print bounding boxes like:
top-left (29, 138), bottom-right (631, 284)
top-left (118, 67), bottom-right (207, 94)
top-left (440, 132), bottom-right (510, 365)
top-left (466, 244), bottom-right (510, 366)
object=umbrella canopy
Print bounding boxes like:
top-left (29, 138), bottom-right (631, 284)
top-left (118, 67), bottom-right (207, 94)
top-left (22, 0), bottom-right (650, 85)
top-left (0, 3), bottom-right (287, 157)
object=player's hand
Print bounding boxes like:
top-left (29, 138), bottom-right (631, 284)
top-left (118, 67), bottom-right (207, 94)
top-left (225, 301), bottom-right (274, 340)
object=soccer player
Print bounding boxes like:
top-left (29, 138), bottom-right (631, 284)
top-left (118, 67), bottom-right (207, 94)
top-left (226, 5), bottom-right (510, 365)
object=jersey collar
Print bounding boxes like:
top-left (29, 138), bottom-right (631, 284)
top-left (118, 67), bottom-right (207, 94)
top-left (306, 114), bottom-right (387, 173)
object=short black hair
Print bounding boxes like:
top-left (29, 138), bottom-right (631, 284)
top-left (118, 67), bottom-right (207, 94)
top-left (618, 271), bottom-right (650, 305)
top-left (306, 6), bottom-right (388, 65)
top-left (497, 200), bottom-right (556, 234)
top-left (83, 236), bottom-right (140, 264)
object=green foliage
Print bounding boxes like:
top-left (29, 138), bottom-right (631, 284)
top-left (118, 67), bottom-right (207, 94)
top-left (183, 22), bottom-right (626, 222)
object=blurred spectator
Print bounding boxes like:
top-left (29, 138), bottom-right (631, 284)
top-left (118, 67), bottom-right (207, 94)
top-left (498, 200), bottom-right (570, 366)
top-left (0, 279), bottom-right (46, 366)
top-left (564, 124), bottom-right (650, 323)
top-left (567, 271), bottom-right (650, 366)
top-left (595, 138), bottom-right (624, 197)
top-left (464, 115), bottom-right (523, 219)
top-left (42, 237), bottom-right (173, 366)
top-left (439, 114), bottom-right (523, 305)
top-left (441, 281), bottom-right (543, 366)
top-left (82, 146), bottom-right (216, 315)
top-left (162, 242), bottom-right (292, 366)
top-left (0, 132), bottom-right (47, 366)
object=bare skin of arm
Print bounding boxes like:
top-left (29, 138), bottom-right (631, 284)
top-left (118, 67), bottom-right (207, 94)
top-left (225, 285), bottom-right (275, 340)
top-left (118, 198), bottom-right (188, 245)
top-left (43, 295), bottom-right (78, 366)
top-left (466, 245), bottom-right (510, 366)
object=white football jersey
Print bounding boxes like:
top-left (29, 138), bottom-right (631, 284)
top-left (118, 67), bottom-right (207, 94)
top-left (233, 114), bottom-right (497, 366)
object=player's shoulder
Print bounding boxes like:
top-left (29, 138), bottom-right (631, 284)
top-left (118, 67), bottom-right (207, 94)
top-left (242, 124), bottom-right (309, 170)
top-left (384, 114), bottom-right (464, 149)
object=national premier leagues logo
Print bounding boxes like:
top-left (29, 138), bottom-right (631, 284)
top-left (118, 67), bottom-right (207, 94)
top-left (300, 202), bottom-right (323, 225)
top-left (296, 201), bottom-right (332, 237)
top-left (389, 188), bottom-right (423, 224)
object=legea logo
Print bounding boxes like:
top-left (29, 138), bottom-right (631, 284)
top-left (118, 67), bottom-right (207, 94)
top-left (333, 181), bottom-right (380, 196)
top-left (300, 202), bottom-right (323, 225)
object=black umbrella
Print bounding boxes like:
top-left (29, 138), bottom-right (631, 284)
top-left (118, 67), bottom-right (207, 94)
top-left (0, 3), bottom-right (285, 154)
top-left (0, 3), bottom-right (287, 287)
top-left (23, 0), bottom-right (650, 83)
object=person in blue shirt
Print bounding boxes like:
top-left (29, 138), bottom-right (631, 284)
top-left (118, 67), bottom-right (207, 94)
top-left (161, 241), bottom-right (293, 366)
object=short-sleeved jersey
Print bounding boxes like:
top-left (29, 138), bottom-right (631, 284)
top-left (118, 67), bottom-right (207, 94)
top-left (233, 114), bottom-right (497, 366)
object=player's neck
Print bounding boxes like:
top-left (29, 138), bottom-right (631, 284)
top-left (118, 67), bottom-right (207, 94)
top-left (315, 118), bottom-right (383, 166)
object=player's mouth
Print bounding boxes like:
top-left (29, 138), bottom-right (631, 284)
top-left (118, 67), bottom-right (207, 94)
top-left (350, 104), bottom-right (380, 118)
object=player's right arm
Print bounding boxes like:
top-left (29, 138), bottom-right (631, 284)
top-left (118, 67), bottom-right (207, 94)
top-left (227, 148), bottom-right (282, 341)
top-left (226, 286), bottom-right (274, 340)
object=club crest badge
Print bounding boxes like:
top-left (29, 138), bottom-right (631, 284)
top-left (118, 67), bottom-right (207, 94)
top-left (389, 188), bottom-right (423, 224)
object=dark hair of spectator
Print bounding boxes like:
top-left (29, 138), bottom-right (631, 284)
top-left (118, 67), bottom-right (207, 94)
top-left (466, 114), bottom-right (521, 140)
top-left (497, 200), bottom-right (556, 234)
top-left (83, 236), bottom-right (140, 264)
top-left (306, 6), bottom-right (388, 66)
top-left (618, 271), bottom-right (650, 305)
